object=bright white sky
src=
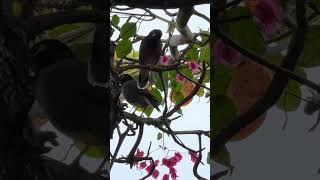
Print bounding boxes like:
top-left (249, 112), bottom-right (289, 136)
top-left (110, 4), bottom-right (210, 180)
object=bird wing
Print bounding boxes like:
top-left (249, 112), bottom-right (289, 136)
top-left (137, 88), bottom-right (160, 112)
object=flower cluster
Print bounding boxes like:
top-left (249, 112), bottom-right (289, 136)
top-left (161, 152), bottom-right (183, 180)
top-left (135, 148), bottom-right (160, 179)
top-left (134, 148), bottom-right (201, 179)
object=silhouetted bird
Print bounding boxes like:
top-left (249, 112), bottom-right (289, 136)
top-left (121, 74), bottom-right (160, 112)
top-left (30, 39), bottom-right (109, 147)
top-left (138, 29), bottom-right (162, 89)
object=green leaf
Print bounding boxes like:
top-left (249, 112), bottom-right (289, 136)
top-left (199, 44), bottom-right (210, 63)
top-left (174, 91), bottom-right (184, 104)
top-left (112, 15), bottom-right (120, 26)
top-left (151, 88), bottom-right (163, 105)
top-left (220, 7), bottom-right (267, 53)
top-left (119, 22), bottom-right (136, 40)
top-left (176, 108), bottom-right (183, 114)
top-left (144, 106), bottom-right (153, 117)
top-left (175, 82), bottom-right (183, 91)
top-left (211, 95), bottom-right (237, 135)
top-left (204, 70), bottom-right (210, 83)
top-left (185, 46), bottom-right (199, 60)
top-left (167, 19), bottom-right (175, 33)
top-left (180, 68), bottom-right (193, 79)
top-left (276, 80), bottom-right (301, 111)
top-left (70, 43), bottom-right (92, 63)
top-left (298, 26), bottom-right (320, 67)
top-left (212, 64), bottom-right (233, 96)
top-left (213, 145), bottom-right (232, 168)
top-left (75, 142), bottom-right (106, 158)
top-left (157, 132), bottom-right (163, 140)
top-left (196, 87), bottom-right (205, 97)
top-left (116, 39), bottom-right (132, 58)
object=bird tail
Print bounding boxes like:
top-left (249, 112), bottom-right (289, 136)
top-left (138, 69), bottom-right (149, 89)
top-left (149, 97), bottom-right (161, 112)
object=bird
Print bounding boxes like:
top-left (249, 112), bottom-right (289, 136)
top-left (138, 29), bottom-right (162, 89)
top-left (29, 39), bottom-right (110, 147)
top-left (120, 74), bottom-right (160, 113)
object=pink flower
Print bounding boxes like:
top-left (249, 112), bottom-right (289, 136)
top-left (187, 61), bottom-right (199, 74)
top-left (133, 148), bottom-right (144, 166)
top-left (162, 157), bottom-right (177, 168)
top-left (152, 169), bottom-right (160, 179)
top-left (189, 151), bottom-right (199, 163)
top-left (162, 174), bottom-right (169, 180)
top-left (154, 160), bottom-right (159, 166)
top-left (213, 39), bottom-right (241, 68)
top-left (245, 0), bottom-right (284, 35)
top-left (146, 161), bottom-right (154, 173)
top-left (135, 148), bottom-right (144, 158)
top-left (171, 172), bottom-right (177, 180)
top-left (139, 161), bottom-right (147, 169)
top-left (161, 55), bottom-right (170, 65)
top-left (176, 74), bottom-right (185, 83)
top-left (173, 152), bottom-right (182, 162)
top-left (169, 167), bottom-right (176, 175)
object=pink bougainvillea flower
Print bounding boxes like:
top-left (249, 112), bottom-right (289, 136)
top-left (187, 61), bottom-right (199, 74)
top-left (139, 161), bottom-right (147, 169)
top-left (213, 38), bottom-right (241, 68)
top-left (146, 161), bottom-right (153, 173)
top-left (162, 153), bottom-right (183, 168)
top-left (171, 172), bottom-right (177, 180)
top-left (162, 174), bottom-right (169, 180)
top-left (154, 160), bottom-right (159, 166)
top-left (245, 0), bottom-right (284, 35)
top-left (152, 169), bottom-right (160, 179)
top-left (135, 148), bottom-right (144, 158)
top-left (161, 55), bottom-right (170, 65)
top-left (133, 148), bottom-right (144, 166)
top-left (169, 167), bottom-right (176, 175)
top-left (162, 157), bottom-right (177, 168)
top-left (176, 74), bottom-right (185, 83)
top-left (173, 152), bottom-right (182, 162)
top-left (189, 151), bottom-right (199, 163)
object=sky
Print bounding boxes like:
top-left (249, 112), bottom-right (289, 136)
top-left (110, 4), bottom-right (210, 180)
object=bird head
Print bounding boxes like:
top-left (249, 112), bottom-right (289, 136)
top-left (29, 39), bottom-right (74, 73)
top-left (148, 29), bottom-right (162, 40)
top-left (120, 74), bottom-right (134, 84)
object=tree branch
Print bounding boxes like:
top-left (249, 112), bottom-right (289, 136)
top-left (111, 0), bottom-right (210, 9)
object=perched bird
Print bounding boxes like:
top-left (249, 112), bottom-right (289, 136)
top-left (120, 74), bottom-right (160, 112)
top-left (138, 29), bottom-right (162, 89)
top-left (29, 39), bottom-right (109, 147)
